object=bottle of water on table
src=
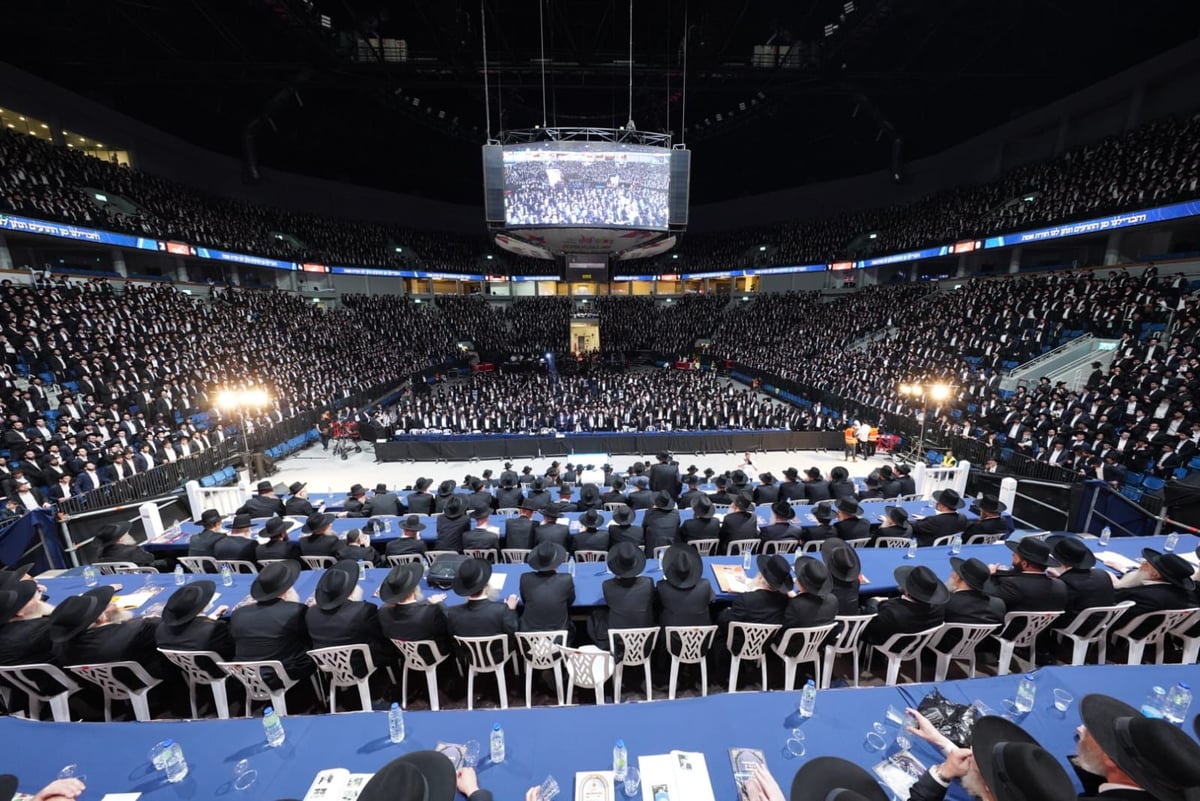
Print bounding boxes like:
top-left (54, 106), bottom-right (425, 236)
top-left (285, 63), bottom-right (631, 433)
top-left (83, 564), bottom-right (99, 587)
top-left (490, 723), bottom-right (506, 764)
top-left (162, 740), bottom-right (189, 783)
top-left (567, 556), bottom-right (576, 577)
top-left (174, 563), bottom-right (186, 586)
top-left (1163, 682), bottom-right (1191, 724)
top-left (613, 739), bottom-right (628, 781)
top-left (950, 534), bottom-right (962, 554)
top-left (1099, 526), bottom-right (1112, 546)
top-left (388, 702), bottom-right (405, 743)
top-left (263, 706), bottom-right (286, 747)
top-left (906, 538), bottom-right (918, 559)
top-left (798, 679), bottom-right (817, 718)
top-left (220, 562), bottom-right (234, 587)
top-left (1163, 531), bottom-right (1180, 552)
top-left (1014, 674), bottom-right (1036, 713)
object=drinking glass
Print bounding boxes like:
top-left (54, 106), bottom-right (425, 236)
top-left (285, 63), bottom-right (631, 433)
top-left (865, 721), bottom-right (887, 751)
top-left (57, 765), bottom-right (87, 784)
top-left (538, 775), bottom-right (560, 801)
top-left (622, 766), bottom-right (641, 798)
top-left (784, 728), bottom-right (806, 759)
top-left (149, 741), bottom-right (171, 771)
top-left (463, 740), bottom-right (481, 769)
top-left (233, 759), bottom-right (258, 791)
top-left (1053, 689), bottom-right (1073, 713)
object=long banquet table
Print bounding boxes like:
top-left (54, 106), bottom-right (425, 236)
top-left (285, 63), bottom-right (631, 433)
top-left (6, 664), bottom-right (1198, 801)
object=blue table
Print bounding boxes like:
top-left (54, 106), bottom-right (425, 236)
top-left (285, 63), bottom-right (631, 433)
top-left (5, 664), bottom-right (1197, 801)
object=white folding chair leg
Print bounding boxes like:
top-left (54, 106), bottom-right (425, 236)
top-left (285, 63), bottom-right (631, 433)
top-left (783, 660), bottom-right (797, 691)
top-left (934, 653), bottom-right (951, 683)
top-left (129, 690), bottom-right (153, 722)
top-left (466, 670), bottom-right (475, 711)
top-left (641, 663), bottom-right (652, 702)
top-left (885, 658), bottom-right (901, 686)
top-left (356, 681), bottom-right (371, 712)
top-left (699, 659), bottom-right (708, 697)
top-left (728, 658), bottom-right (741, 692)
top-left (996, 640), bottom-right (1015, 676)
top-left (760, 658), bottom-right (769, 691)
top-left (49, 695), bottom-right (71, 722)
top-left (1128, 641), bottom-right (1145, 666)
top-left (212, 682), bottom-right (230, 719)
top-left (668, 661), bottom-right (680, 701)
top-left (525, 666), bottom-right (536, 708)
top-left (425, 669), bottom-right (440, 712)
top-left (496, 670), bottom-right (508, 710)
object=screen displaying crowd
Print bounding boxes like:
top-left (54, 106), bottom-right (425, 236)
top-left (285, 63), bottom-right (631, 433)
top-left (502, 146), bottom-right (671, 229)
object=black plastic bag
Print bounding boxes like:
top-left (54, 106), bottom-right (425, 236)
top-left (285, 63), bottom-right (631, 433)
top-left (916, 688), bottom-right (979, 748)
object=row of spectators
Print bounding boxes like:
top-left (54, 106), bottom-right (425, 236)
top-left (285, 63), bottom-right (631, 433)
top-left (2, 112), bottom-right (1198, 276)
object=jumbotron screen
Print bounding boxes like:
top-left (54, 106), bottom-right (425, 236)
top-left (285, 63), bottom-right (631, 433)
top-left (502, 143), bottom-right (671, 230)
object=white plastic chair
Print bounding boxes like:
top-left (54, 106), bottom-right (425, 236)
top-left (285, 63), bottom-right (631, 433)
top-left (573, 550), bottom-right (607, 563)
top-left (391, 639), bottom-right (452, 711)
top-left (68, 661), bottom-right (162, 722)
top-left (464, 548), bottom-right (499, 563)
top-left (177, 556), bottom-right (219, 574)
top-left (610, 627), bottom-right (659, 703)
top-left (652, 545), bottom-right (670, 560)
top-left (220, 559), bottom-right (259, 575)
top-left (92, 561), bottom-right (140, 575)
top-left (1171, 614), bottom-right (1200, 664)
top-left (771, 624), bottom-right (836, 690)
top-left (821, 614), bottom-right (875, 688)
top-left (308, 644), bottom-right (377, 712)
top-left (0, 663), bottom-right (80, 722)
top-left (929, 623), bottom-right (1000, 681)
top-left (726, 622), bottom-right (782, 691)
top-left (992, 610), bottom-right (1062, 676)
top-left (664, 624), bottom-right (718, 700)
top-left (761, 540), bottom-right (799, 555)
top-left (966, 533), bottom-right (1005, 545)
top-left (219, 659), bottom-right (301, 716)
top-left (558, 645), bottom-right (615, 705)
top-left (843, 538), bottom-right (871, 549)
top-left (513, 630), bottom-right (567, 707)
top-left (301, 555), bottom-right (336, 570)
top-left (872, 537), bottom-right (913, 548)
top-left (385, 554), bottom-right (424, 566)
top-left (689, 538), bottom-right (720, 556)
top-left (158, 649), bottom-right (231, 719)
top-left (726, 539), bottom-right (759, 556)
top-left (1052, 602), bottom-right (1134, 665)
top-left (494, 507), bottom-right (521, 518)
top-left (500, 549), bottom-right (532, 564)
top-left (455, 634), bottom-right (513, 710)
top-left (1109, 608), bottom-right (1200, 665)
top-left (930, 535), bottom-right (959, 547)
top-left (869, 625), bottom-right (943, 685)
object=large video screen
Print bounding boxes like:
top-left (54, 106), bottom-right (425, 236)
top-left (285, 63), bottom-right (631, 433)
top-left (503, 143), bottom-right (671, 230)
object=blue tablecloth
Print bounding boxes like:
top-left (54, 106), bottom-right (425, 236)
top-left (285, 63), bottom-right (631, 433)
top-left (146, 500), bottom-right (980, 554)
top-left (5, 664), bottom-right (1198, 801)
top-left (48, 535), bottom-right (1192, 609)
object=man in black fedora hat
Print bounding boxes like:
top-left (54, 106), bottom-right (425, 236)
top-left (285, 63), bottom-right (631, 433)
top-left (649, 450), bottom-right (679, 497)
top-left (188, 508), bottom-right (227, 563)
top-left (444, 558), bottom-right (519, 647)
top-left (716, 554), bottom-right (791, 685)
top-left (577, 483), bottom-right (603, 512)
top-left (869, 504), bottom-right (913, 547)
top-left (680, 496), bottom-right (720, 546)
top-left (643, 491), bottom-right (681, 552)
top-left (912, 488), bottom-right (969, 547)
top-left (94, 520), bottom-right (168, 571)
top-left (299, 511), bottom-right (339, 560)
top-left (344, 484), bottom-right (369, 517)
top-left (627, 475), bottom-right (654, 510)
top-left (677, 474), bottom-right (706, 510)
top-left (601, 475), bottom-right (628, 506)
top-left (784, 558), bottom-right (837, 635)
top-left (896, 464), bottom-right (917, 496)
top-left (519, 542), bottom-right (574, 635)
top-left (464, 508), bottom-right (500, 552)
top-left (590, 542), bottom-right (654, 650)
top-left (759, 500), bottom-right (800, 548)
top-left (608, 504), bottom-right (645, 550)
top-left (464, 477), bottom-right (495, 517)
top-left (862, 565), bottom-right (948, 646)
top-left (406, 478), bottom-right (435, 515)
top-left (386, 515), bottom-right (429, 558)
top-left (432, 480), bottom-right (458, 515)
top-left (0, 578), bottom-right (54, 671)
top-left (524, 477), bottom-right (552, 512)
top-left (434, 496), bottom-right (470, 552)
top-left (1111, 548), bottom-right (1197, 638)
top-left (532, 502), bottom-right (570, 551)
top-left (229, 560), bottom-right (316, 693)
top-left (283, 481), bottom-right (317, 518)
top-left (1045, 535), bottom-right (1114, 632)
top-left (656, 544), bottom-right (713, 631)
top-left (821, 537), bottom-right (865, 616)
top-left (779, 467), bottom-right (805, 502)
top-left (962, 495), bottom-right (1012, 542)
top-left (753, 473), bottom-right (779, 505)
top-left (376, 564), bottom-right (452, 672)
top-left (502, 499), bottom-right (541, 550)
top-left (257, 516), bottom-right (301, 562)
top-left (972, 717), bottom-right (1077, 801)
top-left (214, 513), bottom-right (259, 564)
top-left (339, 527), bottom-right (381, 566)
top-left (574, 509), bottom-right (610, 552)
top-left (986, 537), bottom-right (1067, 620)
top-left (878, 465), bottom-right (902, 499)
top-left (365, 483), bottom-right (404, 517)
top-left (307, 560), bottom-right (394, 689)
top-left (802, 467), bottom-right (832, 504)
top-left (706, 475), bottom-right (734, 506)
top-left (833, 497), bottom-right (870, 541)
top-left (357, 750), bottom-right (497, 801)
top-left (154, 580), bottom-right (233, 677)
top-left (495, 474), bottom-right (525, 510)
top-left (238, 479), bottom-right (285, 518)
top-left (718, 492), bottom-right (758, 554)
top-left (945, 556), bottom-right (1005, 626)
top-left (800, 502), bottom-right (838, 544)
top-left (1075, 693), bottom-right (1200, 801)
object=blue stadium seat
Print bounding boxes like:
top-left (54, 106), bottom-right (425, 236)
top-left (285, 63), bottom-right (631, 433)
top-left (1174, 467), bottom-right (1188, 480)
top-left (1124, 472), bottom-right (1144, 487)
top-left (1189, 457), bottom-right (1200, 472)
top-left (1142, 476), bottom-right (1165, 493)
top-left (199, 475), bottom-right (216, 488)
top-left (1121, 486), bottom-right (1144, 502)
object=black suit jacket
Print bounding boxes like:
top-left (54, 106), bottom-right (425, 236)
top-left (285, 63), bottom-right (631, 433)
top-left (655, 579), bottom-right (713, 629)
top-left (307, 601), bottom-right (394, 675)
top-left (533, 522), bottom-right (571, 551)
top-left (912, 512), bottom-right (968, 546)
top-left (385, 538), bottom-right (427, 557)
top-left (378, 602), bottom-right (451, 659)
top-left (608, 524), bottom-right (645, 550)
top-left (445, 599), bottom-right (519, 659)
top-left (988, 570), bottom-right (1069, 613)
top-left (463, 528), bottom-right (501, 551)
top-left (574, 529), bottom-right (610, 551)
top-left (405, 492), bottom-right (434, 515)
top-left (55, 618), bottom-right (167, 684)
top-left (155, 617), bottom-right (235, 678)
top-left (518, 572), bottom-right (575, 632)
top-left (214, 536), bottom-right (259, 563)
top-left (833, 517), bottom-right (870, 541)
top-left (1114, 582), bottom-right (1196, 637)
top-left (649, 462), bottom-right (680, 495)
top-left (718, 512), bottom-right (759, 554)
top-left (188, 529), bottom-right (226, 559)
top-left (365, 492), bottom-right (404, 517)
top-left (238, 495), bottom-right (285, 518)
top-left (782, 592), bottom-right (838, 634)
top-left (99, 541), bottom-right (155, 567)
top-left (284, 497), bottom-right (317, 518)
top-left (258, 540), bottom-right (303, 562)
top-left (803, 480), bottom-right (832, 503)
top-left (643, 509), bottom-right (681, 551)
top-left (961, 516), bottom-right (1011, 541)
top-left (0, 618), bottom-right (53, 667)
top-left (680, 518), bottom-right (720, 545)
top-left (592, 577), bottom-right (655, 648)
top-left (1057, 568), bottom-right (1117, 630)
top-left (944, 589), bottom-right (1005, 625)
top-left (862, 598), bottom-right (944, 645)
top-left (503, 517), bottom-right (538, 549)
top-left (434, 516), bottom-right (470, 552)
top-left (229, 598), bottom-right (314, 681)
top-left (300, 534), bottom-right (341, 558)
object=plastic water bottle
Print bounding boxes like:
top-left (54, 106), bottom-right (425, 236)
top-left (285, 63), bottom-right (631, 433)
top-left (742, 550), bottom-right (753, 571)
top-left (83, 564), bottom-right (99, 587)
top-left (906, 538), bottom-right (918, 559)
top-left (1014, 674), bottom-right (1036, 713)
top-left (490, 723), bottom-right (506, 764)
top-left (1099, 526), bottom-right (1112, 546)
top-left (950, 533), bottom-right (962, 554)
top-left (174, 563), bottom-right (186, 586)
top-left (388, 702), bottom-right (406, 743)
top-left (162, 739), bottom-right (188, 783)
top-left (1163, 682), bottom-right (1192, 725)
top-left (1163, 531), bottom-right (1180, 552)
top-left (262, 706), bottom-right (286, 747)
top-left (798, 679), bottom-right (817, 718)
top-left (220, 562), bottom-right (234, 587)
top-left (1142, 686), bottom-right (1167, 718)
top-left (567, 556), bottom-right (576, 577)
top-left (613, 739), bottom-right (628, 781)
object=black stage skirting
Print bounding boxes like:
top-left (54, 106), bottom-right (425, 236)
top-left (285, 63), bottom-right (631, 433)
top-left (376, 430), bottom-right (844, 461)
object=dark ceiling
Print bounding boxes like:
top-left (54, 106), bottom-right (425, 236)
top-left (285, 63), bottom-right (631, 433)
top-left (5, 0), bottom-right (1200, 205)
